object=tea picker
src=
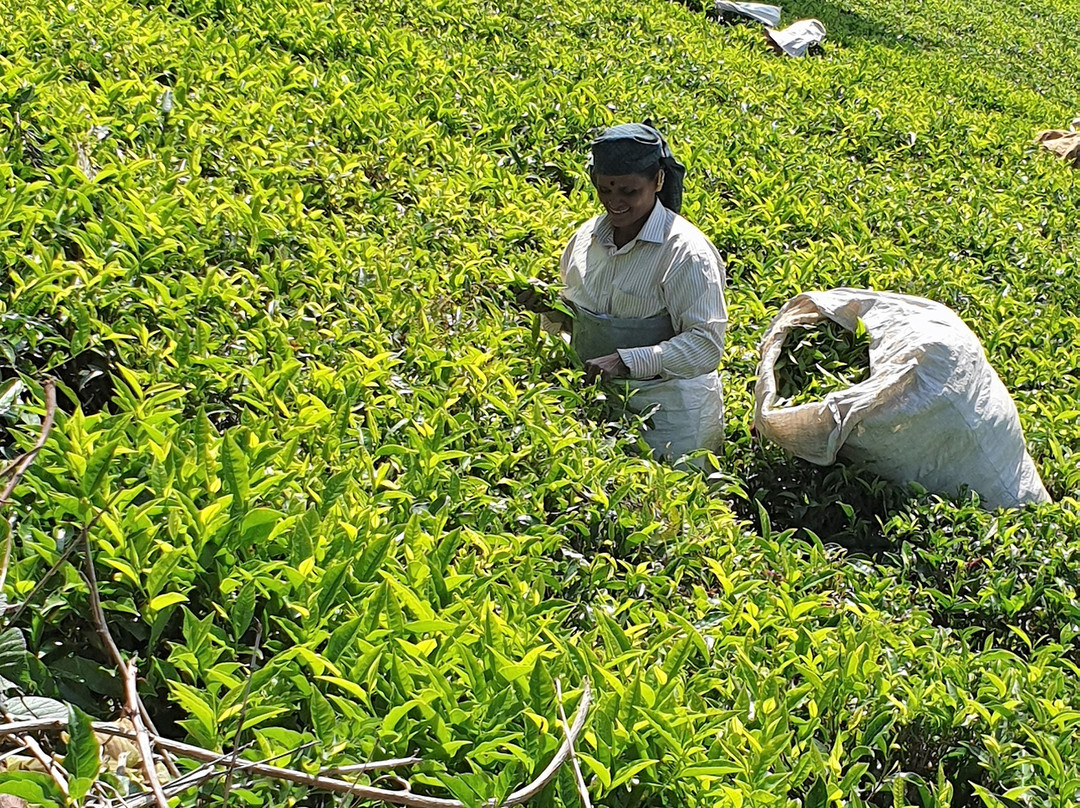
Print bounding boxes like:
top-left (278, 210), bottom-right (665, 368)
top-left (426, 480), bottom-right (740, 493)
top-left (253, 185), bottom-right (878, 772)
top-left (516, 122), bottom-right (728, 461)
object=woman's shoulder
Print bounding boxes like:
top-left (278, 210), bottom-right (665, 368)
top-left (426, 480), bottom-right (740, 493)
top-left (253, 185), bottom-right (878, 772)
top-left (563, 214), bottom-right (606, 253)
top-left (667, 211), bottom-right (713, 243)
top-left (666, 213), bottom-right (723, 262)
top-left (574, 213), bottom-right (606, 238)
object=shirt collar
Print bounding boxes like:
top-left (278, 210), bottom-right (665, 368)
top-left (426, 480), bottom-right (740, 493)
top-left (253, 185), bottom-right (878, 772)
top-left (595, 199), bottom-right (672, 249)
top-left (637, 199), bottom-right (671, 244)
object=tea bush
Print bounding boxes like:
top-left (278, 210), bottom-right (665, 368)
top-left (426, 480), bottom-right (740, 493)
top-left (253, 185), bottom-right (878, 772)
top-left (1, 0), bottom-right (1080, 803)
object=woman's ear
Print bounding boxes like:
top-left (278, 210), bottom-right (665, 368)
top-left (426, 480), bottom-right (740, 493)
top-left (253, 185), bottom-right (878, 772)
top-left (656, 170), bottom-right (665, 192)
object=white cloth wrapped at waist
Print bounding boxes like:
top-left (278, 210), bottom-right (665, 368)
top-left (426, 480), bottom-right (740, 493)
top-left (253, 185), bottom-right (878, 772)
top-left (570, 304), bottom-right (724, 460)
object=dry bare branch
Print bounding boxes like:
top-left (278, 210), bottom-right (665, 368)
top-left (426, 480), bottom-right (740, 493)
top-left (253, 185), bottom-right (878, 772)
top-left (0, 718), bottom-right (60, 734)
top-left (136, 701), bottom-right (181, 779)
top-left (0, 378), bottom-right (57, 593)
top-left (122, 660), bottom-right (170, 808)
top-left (81, 534), bottom-right (169, 808)
top-left (555, 678), bottom-right (592, 808)
top-left (0, 681), bottom-right (593, 808)
top-left (0, 744), bottom-right (35, 767)
top-left (122, 741), bottom-right (319, 808)
top-left (372, 774), bottom-right (412, 792)
top-left (321, 756), bottom-right (423, 776)
top-left (13, 730), bottom-right (69, 798)
top-left (222, 621), bottom-right (262, 808)
top-left (500, 679), bottom-right (592, 806)
top-left (122, 756), bottom-right (233, 807)
top-left (0, 379), bottom-right (56, 494)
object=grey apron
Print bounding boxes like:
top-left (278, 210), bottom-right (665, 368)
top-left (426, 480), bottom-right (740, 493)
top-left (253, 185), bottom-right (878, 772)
top-left (569, 303), bottom-right (675, 363)
top-left (568, 302), bottom-right (724, 460)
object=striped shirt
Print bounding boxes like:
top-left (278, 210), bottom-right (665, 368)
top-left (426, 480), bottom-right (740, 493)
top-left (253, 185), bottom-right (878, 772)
top-left (559, 199), bottom-right (728, 380)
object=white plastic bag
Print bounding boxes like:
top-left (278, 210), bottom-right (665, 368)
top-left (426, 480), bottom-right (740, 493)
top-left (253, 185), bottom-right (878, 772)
top-left (712, 0), bottom-right (782, 27)
top-left (765, 19), bottom-right (826, 57)
top-left (753, 289), bottom-right (1050, 509)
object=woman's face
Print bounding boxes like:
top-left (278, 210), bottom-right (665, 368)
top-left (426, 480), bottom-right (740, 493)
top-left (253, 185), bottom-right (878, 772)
top-left (592, 172), bottom-right (659, 231)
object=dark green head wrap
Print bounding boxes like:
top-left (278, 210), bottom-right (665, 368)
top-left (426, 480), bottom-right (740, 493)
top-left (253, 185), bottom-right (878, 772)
top-left (590, 122), bottom-right (686, 213)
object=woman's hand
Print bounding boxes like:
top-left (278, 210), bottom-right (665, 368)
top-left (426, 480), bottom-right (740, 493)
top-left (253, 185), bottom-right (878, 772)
top-left (513, 284), bottom-right (573, 330)
top-left (584, 353), bottom-right (630, 383)
top-left (513, 286), bottom-right (551, 314)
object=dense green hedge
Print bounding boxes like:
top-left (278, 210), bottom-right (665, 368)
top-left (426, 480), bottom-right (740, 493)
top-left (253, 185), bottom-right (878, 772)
top-left (2, 0), bottom-right (1080, 803)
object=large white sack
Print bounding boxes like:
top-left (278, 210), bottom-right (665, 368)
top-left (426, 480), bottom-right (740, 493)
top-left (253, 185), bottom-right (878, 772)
top-left (753, 289), bottom-right (1050, 509)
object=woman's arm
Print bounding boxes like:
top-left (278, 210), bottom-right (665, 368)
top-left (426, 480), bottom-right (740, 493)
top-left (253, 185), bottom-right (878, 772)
top-left (513, 232), bottom-right (579, 333)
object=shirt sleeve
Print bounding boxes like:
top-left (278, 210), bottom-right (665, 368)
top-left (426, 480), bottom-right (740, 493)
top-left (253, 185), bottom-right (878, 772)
top-left (539, 231), bottom-right (576, 336)
top-left (617, 246), bottom-right (727, 380)
top-left (558, 235), bottom-right (571, 281)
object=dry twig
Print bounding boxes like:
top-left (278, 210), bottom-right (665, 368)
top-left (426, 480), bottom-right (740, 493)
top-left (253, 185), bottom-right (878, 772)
top-left (137, 700), bottom-right (181, 779)
top-left (122, 659), bottom-right (170, 808)
top-left (222, 620), bottom-right (262, 808)
top-left (321, 756), bottom-right (424, 776)
top-left (0, 746), bottom-right (28, 765)
top-left (1, 681), bottom-right (592, 808)
top-left (81, 533), bottom-right (170, 808)
top-left (3, 489), bottom-right (120, 627)
top-left (372, 774), bottom-right (412, 792)
top-left (123, 741), bottom-right (320, 808)
top-left (555, 678), bottom-right (593, 808)
top-left (0, 718), bottom-right (60, 734)
top-left (12, 730), bottom-right (69, 798)
top-left (2, 535), bottom-right (79, 622)
top-left (0, 378), bottom-right (57, 594)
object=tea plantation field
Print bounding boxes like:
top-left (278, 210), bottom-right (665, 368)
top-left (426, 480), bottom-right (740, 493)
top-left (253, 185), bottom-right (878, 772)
top-left (2, 0), bottom-right (1080, 803)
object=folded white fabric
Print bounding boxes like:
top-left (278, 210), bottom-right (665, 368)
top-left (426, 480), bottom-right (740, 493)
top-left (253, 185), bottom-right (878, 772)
top-left (765, 19), bottom-right (826, 56)
top-left (712, 0), bottom-right (782, 26)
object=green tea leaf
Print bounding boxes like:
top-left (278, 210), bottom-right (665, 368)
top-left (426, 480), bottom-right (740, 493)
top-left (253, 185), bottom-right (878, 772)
top-left (221, 432), bottom-right (250, 517)
top-left (0, 627), bottom-right (28, 683)
top-left (64, 705), bottom-right (100, 783)
top-left (0, 772), bottom-right (64, 807)
top-left (231, 581), bottom-right (256, 638)
top-left (309, 687), bottom-right (336, 741)
top-left (81, 439), bottom-right (118, 499)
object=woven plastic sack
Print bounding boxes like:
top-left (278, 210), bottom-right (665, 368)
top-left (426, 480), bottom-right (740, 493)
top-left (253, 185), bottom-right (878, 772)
top-left (765, 19), bottom-right (826, 57)
top-left (753, 289), bottom-right (1050, 509)
top-left (712, 0), bottom-right (781, 26)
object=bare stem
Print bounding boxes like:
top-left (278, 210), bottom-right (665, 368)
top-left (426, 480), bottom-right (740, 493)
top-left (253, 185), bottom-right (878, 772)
top-left (4, 489), bottom-right (120, 629)
top-left (0, 378), bottom-right (57, 594)
top-left (222, 620), bottom-right (263, 808)
top-left (14, 730), bottom-right (69, 798)
top-left (81, 532), bottom-right (169, 808)
top-left (321, 757), bottom-right (424, 776)
top-left (124, 659), bottom-right (171, 808)
top-left (0, 681), bottom-right (593, 808)
top-left (555, 678), bottom-right (593, 808)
